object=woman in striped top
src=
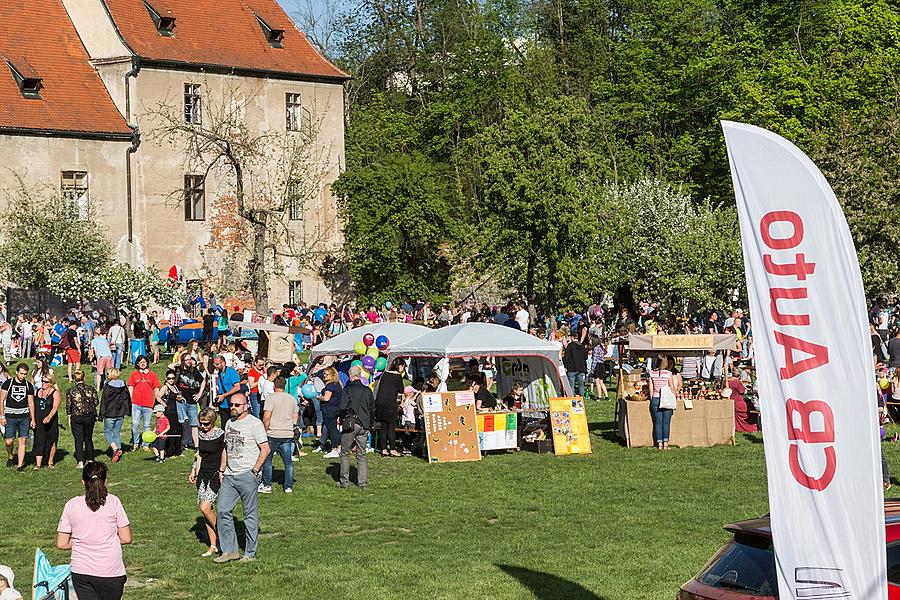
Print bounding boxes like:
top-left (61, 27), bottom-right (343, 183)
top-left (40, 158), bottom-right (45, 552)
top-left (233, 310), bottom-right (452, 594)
top-left (649, 356), bottom-right (677, 450)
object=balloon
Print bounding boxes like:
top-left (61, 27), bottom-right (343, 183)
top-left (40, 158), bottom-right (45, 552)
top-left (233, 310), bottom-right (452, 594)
top-left (385, 301), bottom-right (393, 309)
top-left (375, 335), bottom-right (390, 351)
top-left (362, 355), bottom-right (376, 370)
top-left (881, 426), bottom-right (887, 438)
top-left (297, 373), bottom-right (308, 384)
top-left (301, 383), bottom-right (318, 399)
top-left (141, 431), bottom-right (157, 444)
top-left (366, 347), bottom-right (380, 358)
top-left (351, 360), bottom-right (363, 369)
top-left (375, 357), bottom-right (387, 371)
top-left (363, 333), bottom-right (375, 347)
top-left (880, 378), bottom-right (891, 390)
top-left (361, 377), bottom-right (370, 386)
top-left (353, 341), bottom-right (367, 355)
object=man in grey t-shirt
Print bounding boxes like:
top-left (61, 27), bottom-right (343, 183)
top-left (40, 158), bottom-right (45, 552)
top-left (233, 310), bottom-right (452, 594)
top-left (260, 377), bottom-right (299, 494)
top-left (214, 393), bottom-right (269, 563)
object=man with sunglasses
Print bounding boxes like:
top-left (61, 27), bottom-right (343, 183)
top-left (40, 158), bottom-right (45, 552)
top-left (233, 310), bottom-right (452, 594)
top-left (214, 393), bottom-right (269, 563)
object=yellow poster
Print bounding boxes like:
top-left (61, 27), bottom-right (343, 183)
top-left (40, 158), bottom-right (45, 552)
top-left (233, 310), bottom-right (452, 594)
top-left (549, 397), bottom-right (592, 455)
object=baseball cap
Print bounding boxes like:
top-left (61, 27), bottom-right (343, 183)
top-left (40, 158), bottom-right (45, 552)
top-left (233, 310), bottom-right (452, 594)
top-left (0, 564), bottom-right (15, 588)
top-left (153, 404), bottom-right (166, 413)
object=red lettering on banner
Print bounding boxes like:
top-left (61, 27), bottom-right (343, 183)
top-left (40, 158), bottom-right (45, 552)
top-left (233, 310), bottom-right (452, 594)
top-left (770, 288), bottom-right (810, 326)
top-left (789, 445), bottom-right (837, 491)
top-left (774, 331), bottom-right (829, 379)
top-left (785, 399), bottom-right (835, 443)
top-left (761, 211), bottom-right (804, 249)
top-left (764, 254), bottom-right (816, 281)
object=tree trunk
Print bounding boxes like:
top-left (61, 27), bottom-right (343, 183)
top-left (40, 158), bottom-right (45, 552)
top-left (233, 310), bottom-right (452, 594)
top-left (249, 221), bottom-right (268, 316)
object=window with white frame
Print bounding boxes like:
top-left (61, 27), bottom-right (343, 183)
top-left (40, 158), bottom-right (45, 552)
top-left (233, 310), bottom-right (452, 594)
top-left (184, 174), bottom-right (205, 221)
top-left (288, 280), bottom-right (303, 305)
top-left (61, 171), bottom-right (89, 220)
top-left (184, 83), bottom-right (202, 124)
top-left (286, 93), bottom-right (302, 132)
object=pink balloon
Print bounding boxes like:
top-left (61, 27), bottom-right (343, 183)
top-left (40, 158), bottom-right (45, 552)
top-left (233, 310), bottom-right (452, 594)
top-left (363, 333), bottom-right (375, 347)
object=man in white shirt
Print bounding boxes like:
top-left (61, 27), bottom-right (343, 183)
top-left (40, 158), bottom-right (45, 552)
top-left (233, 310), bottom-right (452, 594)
top-left (107, 322), bottom-right (126, 369)
top-left (260, 377), bottom-right (298, 494)
top-left (514, 303), bottom-right (530, 332)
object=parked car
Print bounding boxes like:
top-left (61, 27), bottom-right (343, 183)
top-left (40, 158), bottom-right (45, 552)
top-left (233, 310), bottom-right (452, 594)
top-left (678, 500), bottom-right (900, 599)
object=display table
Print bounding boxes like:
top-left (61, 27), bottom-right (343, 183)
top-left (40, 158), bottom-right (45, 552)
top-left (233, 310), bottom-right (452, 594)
top-left (616, 398), bottom-right (734, 448)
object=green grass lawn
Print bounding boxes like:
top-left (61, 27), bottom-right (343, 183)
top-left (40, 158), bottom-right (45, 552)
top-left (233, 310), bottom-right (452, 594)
top-left (1, 362), bottom-right (897, 599)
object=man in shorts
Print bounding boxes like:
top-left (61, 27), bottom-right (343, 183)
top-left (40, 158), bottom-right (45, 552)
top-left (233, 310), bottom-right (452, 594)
top-left (61, 321), bottom-right (81, 383)
top-left (1, 363), bottom-right (35, 470)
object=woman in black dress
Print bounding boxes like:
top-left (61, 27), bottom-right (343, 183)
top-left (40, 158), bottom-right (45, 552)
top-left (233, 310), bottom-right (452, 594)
top-left (374, 361), bottom-right (405, 457)
top-left (158, 370), bottom-right (183, 457)
top-left (189, 408), bottom-right (225, 557)
top-left (33, 374), bottom-right (60, 469)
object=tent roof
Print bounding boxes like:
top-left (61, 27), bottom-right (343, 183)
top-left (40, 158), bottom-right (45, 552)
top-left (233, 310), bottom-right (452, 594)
top-left (386, 323), bottom-right (562, 361)
top-left (308, 323), bottom-right (431, 363)
top-left (627, 334), bottom-right (738, 356)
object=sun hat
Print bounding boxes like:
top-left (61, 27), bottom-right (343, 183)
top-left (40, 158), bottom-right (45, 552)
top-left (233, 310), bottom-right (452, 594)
top-left (153, 404), bottom-right (166, 413)
top-left (0, 564), bottom-right (14, 588)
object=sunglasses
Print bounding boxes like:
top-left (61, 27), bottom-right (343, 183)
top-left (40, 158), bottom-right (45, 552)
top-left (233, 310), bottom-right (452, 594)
top-left (166, 376), bottom-right (175, 380)
top-left (199, 421), bottom-right (213, 427)
top-left (230, 403), bottom-right (246, 408)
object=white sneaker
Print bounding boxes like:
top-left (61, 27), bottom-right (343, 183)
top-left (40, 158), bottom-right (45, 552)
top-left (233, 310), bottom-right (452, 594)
top-left (323, 449), bottom-right (340, 458)
top-left (258, 484), bottom-right (272, 494)
top-left (312, 447), bottom-right (324, 453)
top-left (284, 488), bottom-right (293, 493)
top-left (365, 446), bottom-right (375, 454)
top-left (291, 456), bottom-right (299, 462)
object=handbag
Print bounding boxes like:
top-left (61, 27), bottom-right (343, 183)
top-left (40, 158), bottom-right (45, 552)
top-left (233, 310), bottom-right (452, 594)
top-left (659, 386), bottom-right (677, 410)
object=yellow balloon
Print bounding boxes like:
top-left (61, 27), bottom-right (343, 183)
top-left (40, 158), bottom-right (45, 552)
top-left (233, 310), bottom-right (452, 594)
top-left (366, 347), bottom-right (380, 358)
top-left (880, 378), bottom-right (891, 390)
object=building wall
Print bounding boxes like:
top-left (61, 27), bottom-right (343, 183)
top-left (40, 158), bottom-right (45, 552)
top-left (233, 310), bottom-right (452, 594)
top-left (0, 134), bottom-right (129, 240)
top-left (130, 68), bottom-right (345, 306)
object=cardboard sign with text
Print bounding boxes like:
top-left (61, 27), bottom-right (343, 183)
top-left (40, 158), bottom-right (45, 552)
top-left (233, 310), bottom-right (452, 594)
top-left (423, 391), bottom-right (481, 463)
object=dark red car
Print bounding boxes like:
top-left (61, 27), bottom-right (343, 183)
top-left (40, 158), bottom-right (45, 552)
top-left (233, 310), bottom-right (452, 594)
top-left (678, 500), bottom-right (900, 599)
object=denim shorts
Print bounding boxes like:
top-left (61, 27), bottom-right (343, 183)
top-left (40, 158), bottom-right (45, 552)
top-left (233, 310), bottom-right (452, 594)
top-left (182, 403), bottom-right (199, 427)
top-left (3, 415), bottom-right (30, 439)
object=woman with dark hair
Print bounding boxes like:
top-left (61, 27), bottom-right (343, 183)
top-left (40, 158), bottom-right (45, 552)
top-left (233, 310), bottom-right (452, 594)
top-left (56, 462), bottom-right (131, 600)
top-left (374, 362), bottom-right (404, 457)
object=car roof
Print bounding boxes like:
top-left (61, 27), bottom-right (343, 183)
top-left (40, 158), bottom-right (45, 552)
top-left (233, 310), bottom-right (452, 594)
top-left (724, 499), bottom-right (900, 537)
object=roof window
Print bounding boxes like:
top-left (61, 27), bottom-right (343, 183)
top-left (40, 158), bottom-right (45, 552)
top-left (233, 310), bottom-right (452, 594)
top-left (6, 59), bottom-right (42, 99)
top-left (144, 1), bottom-right (176, 36)
top-left (255, 15), bottom-right (284, 48)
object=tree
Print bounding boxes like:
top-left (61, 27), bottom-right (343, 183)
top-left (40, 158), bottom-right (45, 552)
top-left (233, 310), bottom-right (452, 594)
top-left (149, 81), bottom-right (340, 314)
top-left (47, 263), bottom-right (185, 318)
top-left (0, 178), bottom-right (112, 288)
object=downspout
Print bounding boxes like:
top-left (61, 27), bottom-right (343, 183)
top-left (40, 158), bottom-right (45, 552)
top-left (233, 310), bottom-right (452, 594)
top-left (124, 56), bottom-right (140, 243)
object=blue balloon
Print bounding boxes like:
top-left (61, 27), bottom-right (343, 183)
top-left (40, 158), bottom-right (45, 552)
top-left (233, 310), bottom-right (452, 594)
top-left (301, 383), bottom-right (317, 399)
top-left (375, 335), bottom-right (390, 351)
top-left (385, 301), bottom-right (393, 309)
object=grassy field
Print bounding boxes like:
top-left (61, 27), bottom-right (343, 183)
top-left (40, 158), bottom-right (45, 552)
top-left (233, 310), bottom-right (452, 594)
top-left (0, 361), bottom-right (894, 599)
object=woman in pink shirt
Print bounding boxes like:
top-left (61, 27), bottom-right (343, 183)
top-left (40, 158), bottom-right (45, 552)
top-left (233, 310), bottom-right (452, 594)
top-left (56, 462), bottom-right (132, 599)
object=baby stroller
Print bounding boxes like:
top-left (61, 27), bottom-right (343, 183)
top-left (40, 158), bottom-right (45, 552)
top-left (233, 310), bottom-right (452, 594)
top-left (32, 548), bottom-right (71, 600)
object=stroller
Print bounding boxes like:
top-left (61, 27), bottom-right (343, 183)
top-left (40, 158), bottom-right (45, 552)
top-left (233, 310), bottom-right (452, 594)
top-left (32, 548), bottom-right (71, 600)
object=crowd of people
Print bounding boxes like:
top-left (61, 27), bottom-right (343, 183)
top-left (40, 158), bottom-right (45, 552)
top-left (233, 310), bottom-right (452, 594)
top-left (2, 294), bottom-right (899, 597)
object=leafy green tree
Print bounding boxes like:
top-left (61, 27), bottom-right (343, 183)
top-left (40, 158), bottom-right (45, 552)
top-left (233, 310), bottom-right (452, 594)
top-left (47, 263), bottom-right (184, 317)
top-left (0, 180), bottom-right (112, 288)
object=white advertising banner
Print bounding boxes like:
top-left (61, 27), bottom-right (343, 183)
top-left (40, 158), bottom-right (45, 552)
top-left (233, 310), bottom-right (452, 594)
top-left (723, 121), bottom-right (885, 599)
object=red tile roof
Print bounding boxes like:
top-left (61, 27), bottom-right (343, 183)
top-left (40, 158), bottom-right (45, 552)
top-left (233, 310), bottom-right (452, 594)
top-left (0, 1), bottom-right (131, 136)
top-left (104, 0), bottom-right (349, 80)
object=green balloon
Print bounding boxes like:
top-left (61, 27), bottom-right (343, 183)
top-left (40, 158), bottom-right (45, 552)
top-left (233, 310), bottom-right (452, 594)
top-left (354, 341), bottom-right (367, 355)
top-left (351, 359), bottom-right (363, 368)
top-left (141, 431), bottom-right (157, 444)
top-left (375, 357), bottom-right (387, 371)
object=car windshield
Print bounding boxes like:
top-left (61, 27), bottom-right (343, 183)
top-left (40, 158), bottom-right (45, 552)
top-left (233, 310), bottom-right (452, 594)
top-left (697, 533), bottom-right (778, 597)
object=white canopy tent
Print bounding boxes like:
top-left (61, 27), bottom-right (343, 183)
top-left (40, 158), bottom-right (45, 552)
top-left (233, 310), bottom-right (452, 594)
top-left (386, 323), bottom-right (572, 407)
top-left (307, 323), bottom-right (431, 366)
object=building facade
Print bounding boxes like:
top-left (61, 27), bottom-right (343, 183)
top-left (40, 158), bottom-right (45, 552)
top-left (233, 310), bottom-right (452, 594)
top-left (0, 0), bottom-right (348, 306)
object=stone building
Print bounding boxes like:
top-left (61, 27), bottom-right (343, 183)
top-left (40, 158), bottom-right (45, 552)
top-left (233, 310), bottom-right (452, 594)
top-left (0, 0), bottom-right (348, 306)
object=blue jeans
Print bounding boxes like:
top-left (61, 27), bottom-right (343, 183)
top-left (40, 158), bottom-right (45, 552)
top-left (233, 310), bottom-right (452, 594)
top-left (111, 346), bottom-right (123, 370)
top-left (131, 405), bottom-right (153, 448)
top-left (649, 396), bottom-right (672, 445)
top-left (249, 393), bottom-right (261, 419)
top-left (3, 415), bottom-right (29, 439)
top-left (322, 413), bottom-right (340, 449)
top-left (312, 398), bottom-right (323, 427)
top-left (217, 470), bottom-right (260, 558)
top-left (262, 437), bottom-right (293, 489)
top-left (103, 417), bottom-right (124, 448)
top-left (567, 371), bottom-right (586, 397)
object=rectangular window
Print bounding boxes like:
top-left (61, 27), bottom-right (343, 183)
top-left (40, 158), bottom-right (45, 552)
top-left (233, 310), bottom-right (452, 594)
top-left (288, 280), bottom-right (303, 305)
top-left (287, 179), bottom-right (303, 220)
top-left (61, 171), bottom-right (89, 220)
top-left (286, 93), bottom-right (302, 131)
top-left (184, 174), bottom-right (205, 221)
top-left (184, 83), bottom-right (201, 124)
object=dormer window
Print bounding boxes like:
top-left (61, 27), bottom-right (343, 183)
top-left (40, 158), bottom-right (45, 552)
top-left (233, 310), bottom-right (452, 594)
top-left (255, 15), bottom-right (284, 48)
top-left (144, 1), bottom-right (175, 36)
top-left (6, 60), bottom-right (41, 99)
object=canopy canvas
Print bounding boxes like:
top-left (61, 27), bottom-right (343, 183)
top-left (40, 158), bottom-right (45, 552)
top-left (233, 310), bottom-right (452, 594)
top-left (386, 323), bottom-right (572, 407)
top-left (308, 323), bottom-right (431, 365)
top-left (626, 334), bottom-right (739, 357)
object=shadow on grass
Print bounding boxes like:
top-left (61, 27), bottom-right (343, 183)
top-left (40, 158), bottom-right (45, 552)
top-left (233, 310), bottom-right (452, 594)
top-left (498, 564), bottom-right (606, 600)
top-left (325, 462), bottom-right (357, 485)
top-left (588, 420), bottom-right (621, 444)
top-left (741, 433), bottom-right (763, 444)
top-left (192, 517), bottom-right (246, 550)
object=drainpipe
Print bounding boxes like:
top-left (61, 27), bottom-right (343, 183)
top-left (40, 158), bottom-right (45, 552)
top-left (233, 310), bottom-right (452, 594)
top-left (124, 56), bottom-right (141, 243)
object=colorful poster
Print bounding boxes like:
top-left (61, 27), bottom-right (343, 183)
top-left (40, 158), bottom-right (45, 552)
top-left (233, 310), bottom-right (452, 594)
top-left (423, 392), bottom-right (481, 463)
top-left (477, 412), bottom-right (518, 451)
top-left (724, 121), bottom-right (885, 599)
top-left (549, 397), bottom-right (591, 455)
